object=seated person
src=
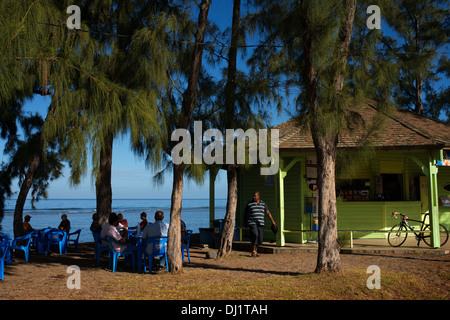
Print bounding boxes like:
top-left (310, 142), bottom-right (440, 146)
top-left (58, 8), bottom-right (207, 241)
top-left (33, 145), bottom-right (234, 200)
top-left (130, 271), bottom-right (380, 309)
top-left (129, 212), bottom-right (148, 233)
top-left (90, 213), bottom-right (102, 234)
top-left (142, 211), bottom-right (169, 268)
top-left (23, 215), bottom-right (34, 233)
top-left (102, 213), bottom-right (129, 253)
top-left (139, 212), bottom-right (148, 229)
top-left (115, 212), bottom-right (128, 239)
top-left (58, 214), bottom-right (71, 233)
top-left (181, 219), bottom-right (188, 244)
top-left (118, 213), bottom-right (128, 229)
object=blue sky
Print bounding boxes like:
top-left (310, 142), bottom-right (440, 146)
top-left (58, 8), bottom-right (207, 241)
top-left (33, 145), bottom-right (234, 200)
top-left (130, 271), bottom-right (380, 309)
top-left (1, 1), bottom-right (292, 200)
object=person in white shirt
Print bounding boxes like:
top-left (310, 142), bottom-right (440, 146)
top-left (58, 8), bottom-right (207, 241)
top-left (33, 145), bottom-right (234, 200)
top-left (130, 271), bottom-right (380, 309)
top-left (142, 211), bottom-right (169, 269)
top-left (101, 213), bottom-right (129, 253)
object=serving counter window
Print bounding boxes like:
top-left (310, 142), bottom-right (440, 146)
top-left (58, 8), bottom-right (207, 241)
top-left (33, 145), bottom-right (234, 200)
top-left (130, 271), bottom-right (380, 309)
top-left (337, 174), bottom-right (417, 201)
top-left (336, 179), bottom-right (370, 201)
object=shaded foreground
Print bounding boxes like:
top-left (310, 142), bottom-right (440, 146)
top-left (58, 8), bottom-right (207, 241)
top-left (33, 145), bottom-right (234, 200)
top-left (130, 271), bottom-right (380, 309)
top-left (0, 243), bottom-right (448, 300)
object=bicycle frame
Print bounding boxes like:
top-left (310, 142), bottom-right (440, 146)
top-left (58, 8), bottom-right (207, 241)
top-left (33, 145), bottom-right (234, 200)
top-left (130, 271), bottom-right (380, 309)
top-left (392, 212), bottom-right (431, 246)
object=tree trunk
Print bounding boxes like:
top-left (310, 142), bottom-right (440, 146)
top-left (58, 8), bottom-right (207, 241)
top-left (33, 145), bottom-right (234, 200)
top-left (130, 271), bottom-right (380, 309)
top-left (167, 163), bottom-right (184, 273)
top-left (314, 135), bottom-right (341, 273)
top-left (217, 0), bottom-right (241, 258)
top-left (217, 164), bottom-right (238, 258)
top-left (167, 0), bottom-right (211, 274)
top-left (0, 192), bottom-right (4, 232)
top-left (179, 0), bottom-right (211, 129)
top-left (96, 134), bottom-right (113, 226)
top-left (414, 74), bottom-right (424, 115)
top-left (301, 0), bottom-right (355, 273)
top-left (13, 150), bottom-right (41, 237)
top-left (413, 17), bottom-right (423, 115)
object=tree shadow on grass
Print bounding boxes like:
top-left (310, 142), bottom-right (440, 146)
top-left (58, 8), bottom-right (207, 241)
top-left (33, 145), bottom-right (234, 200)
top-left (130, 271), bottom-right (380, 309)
top-left (184, 260), bottom-right (314, 277)
top-left (6, 242), bottom-right (104, 272)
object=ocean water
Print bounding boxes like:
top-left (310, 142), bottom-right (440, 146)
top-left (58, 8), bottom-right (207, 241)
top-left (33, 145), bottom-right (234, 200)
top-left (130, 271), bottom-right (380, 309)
top-left (0, 198), bottom-right (227, 243)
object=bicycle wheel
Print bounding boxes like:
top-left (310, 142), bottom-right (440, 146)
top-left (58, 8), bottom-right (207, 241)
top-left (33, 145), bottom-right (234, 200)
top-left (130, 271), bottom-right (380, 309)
top-left (422, 224), bottom-right (449, 247)
top-left (388, 223), bottom-right (408, 247)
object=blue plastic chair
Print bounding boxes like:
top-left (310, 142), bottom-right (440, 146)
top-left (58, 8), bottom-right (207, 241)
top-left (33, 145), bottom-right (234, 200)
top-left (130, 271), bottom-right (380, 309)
top-left (0, 239), bottom-right (10, 280)
top-left (10, 233), bottom-right (33, 263)
top-left (181, 230), bottom-right (193, 263)
top-left (67, 229), bottom-right (82, 252)
top-left (143, 236), bottom-right (169, 274)
top-left (107, 236), bottom-right (135, 273)
top-left (44, 230), bottom-right (67, 255)
top-left (30, 230), bottom-right (39, 248)
top-left (35, 228), bottom-right (53, 255)
top-left (92, 232), bottom-right (110, 265)
top-left (0, 233), bottom-right (12, 264)
top-left (127, 228), bottom-right (137, 239)
top-left (0, 233), bottom-right (10, 241)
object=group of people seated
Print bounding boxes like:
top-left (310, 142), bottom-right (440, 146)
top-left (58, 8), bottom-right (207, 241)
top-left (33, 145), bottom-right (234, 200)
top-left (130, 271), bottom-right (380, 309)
top-left (22, 214), bottom-right (71, 234)
top-left (91, 210), bottom-right (183, 271)
top-left (21, 209), bottom-right (186, 271)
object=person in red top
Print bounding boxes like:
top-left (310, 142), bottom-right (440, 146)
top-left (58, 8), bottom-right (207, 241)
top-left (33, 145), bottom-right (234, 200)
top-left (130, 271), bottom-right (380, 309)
top-left (118, 213), bottom-right (128, 229)
top-left (139, 212), bottom-right (148, 229)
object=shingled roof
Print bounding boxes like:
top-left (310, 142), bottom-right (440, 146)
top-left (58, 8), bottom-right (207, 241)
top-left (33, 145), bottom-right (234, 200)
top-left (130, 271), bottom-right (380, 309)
top-left (274, 102), bottom-right (450, 151)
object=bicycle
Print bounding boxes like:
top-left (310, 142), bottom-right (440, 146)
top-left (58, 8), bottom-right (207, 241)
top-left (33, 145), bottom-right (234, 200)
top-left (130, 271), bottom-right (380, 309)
top-left (387, 212), bottom-right (449, 247)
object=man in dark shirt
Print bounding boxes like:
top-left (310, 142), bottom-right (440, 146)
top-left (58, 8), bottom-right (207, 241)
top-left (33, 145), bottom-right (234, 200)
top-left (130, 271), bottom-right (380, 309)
top-left (244, 191), bottom-right (276, 257)
top-left (58, 214), bottom-right (71, 233)
top-left (90, 213), bottom-right (102, 234)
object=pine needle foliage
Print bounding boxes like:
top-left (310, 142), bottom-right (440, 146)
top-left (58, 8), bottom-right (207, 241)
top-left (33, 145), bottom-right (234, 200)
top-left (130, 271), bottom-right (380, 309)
top-left (1, 0), bottom-right (187, 228)
top-left (378, 0), bottom-right (449, 118)
top-left (40, 1), bottom-right (185, 187)
top-left (0, 0), bottom-right (71, 233)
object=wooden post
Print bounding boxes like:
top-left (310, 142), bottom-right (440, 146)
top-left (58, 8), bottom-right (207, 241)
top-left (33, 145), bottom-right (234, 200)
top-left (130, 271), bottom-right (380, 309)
top-left (276, 157), bottom-right (301, 247)
top-left (299, 156), bottom-right (306, 243)
top-left (350, 231), bottom-right (353, 248)
top-left (428, 152), bottom-right (440, 247)
top-left (409, 152), bottom-right (440, 247)
top-left (278, 168), bottom-right (286, 247)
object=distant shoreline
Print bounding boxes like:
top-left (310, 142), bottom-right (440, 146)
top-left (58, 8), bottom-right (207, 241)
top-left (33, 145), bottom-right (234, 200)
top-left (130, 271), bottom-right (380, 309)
top-left (1, 198), bottom-right (227, 242)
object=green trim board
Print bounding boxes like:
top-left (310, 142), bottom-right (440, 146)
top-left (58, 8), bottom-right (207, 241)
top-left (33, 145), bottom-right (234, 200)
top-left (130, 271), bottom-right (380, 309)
top-left (428, 151), bottom-right (440, 247)
top-left (277, 157), bottom-right (302, 246)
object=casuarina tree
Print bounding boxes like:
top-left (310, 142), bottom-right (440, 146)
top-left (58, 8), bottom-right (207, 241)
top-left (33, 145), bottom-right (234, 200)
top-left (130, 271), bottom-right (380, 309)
top-left (380, 0), bottom-right (449, 118)
top-left (249, 0), bottom-right (396, 272)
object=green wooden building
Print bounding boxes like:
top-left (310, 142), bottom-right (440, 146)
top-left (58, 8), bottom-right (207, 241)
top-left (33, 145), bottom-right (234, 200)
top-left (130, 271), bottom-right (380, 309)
top-left (211, 103), bottom-right (450, 248)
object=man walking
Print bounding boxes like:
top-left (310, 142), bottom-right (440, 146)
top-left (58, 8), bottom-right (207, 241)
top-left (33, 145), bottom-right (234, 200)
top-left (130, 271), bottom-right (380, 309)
top-left (244, 191), bottom-right (276, 257)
